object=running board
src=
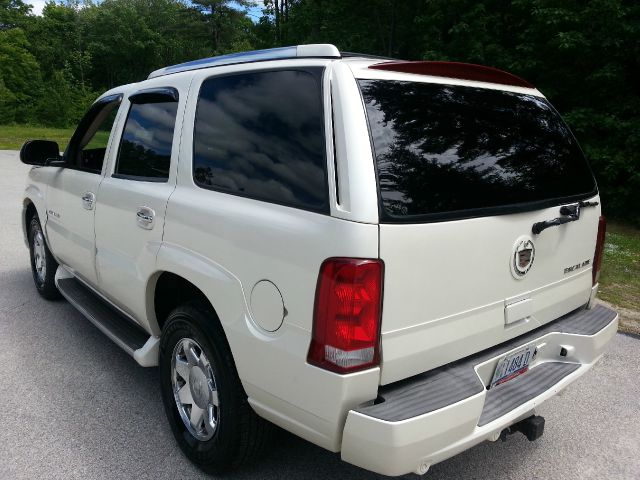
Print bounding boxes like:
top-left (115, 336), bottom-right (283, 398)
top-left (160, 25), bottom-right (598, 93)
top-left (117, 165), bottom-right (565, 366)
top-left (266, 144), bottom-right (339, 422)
top-left (55, 268), bottom-right (159, 367)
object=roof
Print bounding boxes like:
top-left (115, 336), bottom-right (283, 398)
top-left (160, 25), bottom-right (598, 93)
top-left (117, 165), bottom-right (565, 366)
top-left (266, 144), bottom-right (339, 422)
top-left (148, 44), bottom-right (341, 79)
top-left (147, 44), bottom-right (534, 90)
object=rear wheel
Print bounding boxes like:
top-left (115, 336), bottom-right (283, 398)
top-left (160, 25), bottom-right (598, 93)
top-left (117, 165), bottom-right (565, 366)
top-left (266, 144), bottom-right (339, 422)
top-left (160, 303), bottom-right (271, 473)
top-left (28, 216), bottom-right (61, 300)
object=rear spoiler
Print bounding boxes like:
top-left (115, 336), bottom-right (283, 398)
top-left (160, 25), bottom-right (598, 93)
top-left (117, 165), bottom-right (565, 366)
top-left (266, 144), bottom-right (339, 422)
top-left (369, 61), bottom-right (534, 89)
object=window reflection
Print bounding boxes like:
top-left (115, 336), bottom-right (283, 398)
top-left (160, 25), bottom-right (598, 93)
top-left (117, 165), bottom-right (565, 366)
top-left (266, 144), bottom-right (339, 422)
top-left (193, 69), bottom-right (328, 212)
top-left (359, 80), bottom-right (596, 220)
top-left (116, 102), bottom-right (178, 180)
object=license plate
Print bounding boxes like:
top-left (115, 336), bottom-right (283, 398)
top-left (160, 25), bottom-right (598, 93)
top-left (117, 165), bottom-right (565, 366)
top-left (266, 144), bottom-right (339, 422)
top-left (489, 345), bottom-right (535, 388)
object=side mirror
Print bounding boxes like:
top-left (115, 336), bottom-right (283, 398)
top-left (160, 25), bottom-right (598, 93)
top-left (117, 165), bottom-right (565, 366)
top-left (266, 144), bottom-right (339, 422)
top-left (19, 140), bottom-right (64, 166)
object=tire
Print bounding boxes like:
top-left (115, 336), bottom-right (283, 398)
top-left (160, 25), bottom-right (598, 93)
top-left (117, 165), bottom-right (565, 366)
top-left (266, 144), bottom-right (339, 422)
top-left (28, 216), bottom-right (61, 300)
top-left (160, 302), bottom-right (271, 474)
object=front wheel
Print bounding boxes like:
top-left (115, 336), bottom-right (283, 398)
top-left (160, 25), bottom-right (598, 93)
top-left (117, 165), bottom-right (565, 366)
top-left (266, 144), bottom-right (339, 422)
top-left (159, 303), bottom-right (271, 473)
top-left (28, 216), bottom-right (61, 300)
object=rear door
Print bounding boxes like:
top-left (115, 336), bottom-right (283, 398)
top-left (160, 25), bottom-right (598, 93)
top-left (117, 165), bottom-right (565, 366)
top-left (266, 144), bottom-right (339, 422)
top-left (94, 84), bottom-right (186, 327)
top-left (356, 75), bottom-right (601, 384)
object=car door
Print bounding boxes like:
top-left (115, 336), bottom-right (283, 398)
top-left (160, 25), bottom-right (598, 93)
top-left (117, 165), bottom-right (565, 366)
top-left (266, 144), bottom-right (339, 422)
top-left (93, 85), bottom-right (185, 327)
top-left (45, 94), bottom-right (123, 287)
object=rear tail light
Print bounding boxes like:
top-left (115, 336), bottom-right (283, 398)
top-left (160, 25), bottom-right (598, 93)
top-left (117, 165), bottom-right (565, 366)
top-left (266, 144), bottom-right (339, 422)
top-left (592, 215), bottom-right (607, 285)
top-left (307, 258), bottom-right (384, 374)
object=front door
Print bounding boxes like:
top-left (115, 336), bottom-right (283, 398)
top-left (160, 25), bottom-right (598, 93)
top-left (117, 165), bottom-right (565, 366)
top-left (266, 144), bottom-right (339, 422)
top-left (45, 95), bottom-right (122, 286)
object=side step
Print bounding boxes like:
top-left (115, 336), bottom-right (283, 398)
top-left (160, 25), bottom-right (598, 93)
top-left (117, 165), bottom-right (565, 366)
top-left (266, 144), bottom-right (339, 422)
top-left (55, 270), bottom-right (159, 366)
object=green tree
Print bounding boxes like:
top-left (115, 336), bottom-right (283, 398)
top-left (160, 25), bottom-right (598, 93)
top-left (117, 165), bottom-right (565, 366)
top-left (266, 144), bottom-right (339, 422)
top-left (83, 0), bottom-right (218, 88)
top-left (32, 68), bottom-right (97, 127)
top-left (191, 0), bottom-right (256, 54)
top-left (0, 76), bottom-right (18, 122)
top-left (0, 28), bottom-right (42, 122)
top-left (25, 2), bottom-right (88, 86)
top-left (0, 0), bottom-right (31, 31)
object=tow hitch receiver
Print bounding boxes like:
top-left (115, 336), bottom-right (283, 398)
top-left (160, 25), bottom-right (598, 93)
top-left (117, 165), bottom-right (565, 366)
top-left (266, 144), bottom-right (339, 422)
top-left (500, 415), bottom-right (545, 442)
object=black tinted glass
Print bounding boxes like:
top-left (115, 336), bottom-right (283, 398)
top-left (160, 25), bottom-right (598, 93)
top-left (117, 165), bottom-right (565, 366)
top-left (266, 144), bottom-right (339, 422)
top-left (115, 102), bottom-right (178, 180)
top-left (193, 69), bottom-right (328, 212)
top-left (68, 97), bottom-right (121, 173)
top-left (359, 80), bottom-right (597, 221)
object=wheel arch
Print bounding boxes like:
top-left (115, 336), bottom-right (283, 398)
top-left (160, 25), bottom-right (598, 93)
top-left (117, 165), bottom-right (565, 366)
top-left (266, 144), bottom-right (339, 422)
top-left (148, 244), bottom-right (248, 348)
top-left (151, 271), bottom-right (215, 332)
top-left (23, 198), bottom-right (37, 225)
top-left (22, 189), bottom-right (47, 247)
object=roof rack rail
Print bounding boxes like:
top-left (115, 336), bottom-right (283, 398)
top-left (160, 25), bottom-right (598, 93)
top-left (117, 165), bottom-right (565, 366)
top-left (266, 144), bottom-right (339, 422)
top-left (148, 44), bottom-right (341, 79)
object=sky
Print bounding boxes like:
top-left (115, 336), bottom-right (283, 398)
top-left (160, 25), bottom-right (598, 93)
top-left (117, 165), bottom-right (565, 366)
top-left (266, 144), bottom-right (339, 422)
top-left (29, 0), bottom-right (46, 15)
top-left (27, 0), bottom-right (264, 20)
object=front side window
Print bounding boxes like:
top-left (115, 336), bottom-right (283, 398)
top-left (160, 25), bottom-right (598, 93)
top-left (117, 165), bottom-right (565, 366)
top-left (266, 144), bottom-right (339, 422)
top-left (66, 95), bottom-right (121, 173)
top-left (114, 100), bottom-right (178, 181)
top-left (358, 80), bottom-right (597, 222)
top-left (193, 68), bottom-right (328, 212)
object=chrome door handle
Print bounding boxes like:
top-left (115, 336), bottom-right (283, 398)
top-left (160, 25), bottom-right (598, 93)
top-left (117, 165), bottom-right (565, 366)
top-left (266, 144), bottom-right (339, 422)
top-left (81, 192), bottom-right (96, 210)
top-left (136, 206), bottom-right (155, 230)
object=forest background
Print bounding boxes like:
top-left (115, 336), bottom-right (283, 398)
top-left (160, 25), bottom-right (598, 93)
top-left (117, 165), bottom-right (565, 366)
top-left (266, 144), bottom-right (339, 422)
top-left (0, 0), bottom-right (638, 224)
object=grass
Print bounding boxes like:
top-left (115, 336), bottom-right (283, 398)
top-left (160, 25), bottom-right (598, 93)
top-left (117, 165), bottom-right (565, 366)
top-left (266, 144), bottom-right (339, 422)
top-left (598, 222), bottom-right (640, 312)
top-left (0, 124), bottom-right (75, 150)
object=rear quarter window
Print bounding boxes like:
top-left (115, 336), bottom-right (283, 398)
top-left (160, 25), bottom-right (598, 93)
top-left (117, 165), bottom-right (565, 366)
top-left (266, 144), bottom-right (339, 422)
top-left (358, 80), bottom-right (597, 222)
top-left (193, 68), bottom-right (328, 213)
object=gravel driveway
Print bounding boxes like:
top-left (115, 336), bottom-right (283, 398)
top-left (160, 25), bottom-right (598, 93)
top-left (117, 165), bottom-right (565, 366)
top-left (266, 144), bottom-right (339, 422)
top-left (1, 150), bottom-right (639, 479)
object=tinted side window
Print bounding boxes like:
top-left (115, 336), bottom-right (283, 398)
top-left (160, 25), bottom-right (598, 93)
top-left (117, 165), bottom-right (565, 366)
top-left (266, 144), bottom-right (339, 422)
top-left (66, 96), bottom-right (121, 173)
top-left (114, 102), bottom-right (178, 181)
top-left (193, 69), bottom-right (328, 212)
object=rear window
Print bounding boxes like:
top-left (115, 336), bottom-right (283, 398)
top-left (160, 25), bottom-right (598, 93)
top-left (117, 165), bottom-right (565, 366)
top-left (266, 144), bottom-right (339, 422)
top-left (358, 80), bottom-right (597, 222)
top-left (193, 68), bottom-right (328, 213)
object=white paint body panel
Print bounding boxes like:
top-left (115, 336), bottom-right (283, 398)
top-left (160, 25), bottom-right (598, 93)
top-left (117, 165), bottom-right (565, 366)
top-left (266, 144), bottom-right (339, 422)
top-left (329, 61), bottom-right (379, 222)
top-left (378, 199), bottom-right (600, 384)
top-left (22, 167), bottom-right (54, 247)
top-left (45, 169), bottom-right (103, 285)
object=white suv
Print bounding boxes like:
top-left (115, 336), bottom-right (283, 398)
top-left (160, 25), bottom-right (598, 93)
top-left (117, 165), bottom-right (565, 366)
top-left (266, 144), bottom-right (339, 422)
top-left (20, 44), bottom-right (617, 476)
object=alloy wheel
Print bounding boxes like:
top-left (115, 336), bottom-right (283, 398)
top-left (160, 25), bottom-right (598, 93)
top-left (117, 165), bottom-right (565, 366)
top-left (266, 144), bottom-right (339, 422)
top-left (171, 337), bottom-right (220, 441)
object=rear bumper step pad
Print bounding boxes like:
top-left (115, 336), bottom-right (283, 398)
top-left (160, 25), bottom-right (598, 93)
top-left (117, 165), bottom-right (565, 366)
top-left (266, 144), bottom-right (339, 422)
top-left (478, 362), bottom-right (579, 426)
top-left (356, 305), bottom-right (617, 422)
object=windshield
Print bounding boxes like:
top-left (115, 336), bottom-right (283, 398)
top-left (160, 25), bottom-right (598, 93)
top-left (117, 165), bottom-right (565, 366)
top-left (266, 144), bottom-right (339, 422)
top-left (358, 79), bottom-right (597, 222)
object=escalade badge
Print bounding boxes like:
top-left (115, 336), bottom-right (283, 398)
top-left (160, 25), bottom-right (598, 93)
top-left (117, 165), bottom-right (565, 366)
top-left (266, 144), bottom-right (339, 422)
top-left (511, 236), bottom-right (535, 279)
